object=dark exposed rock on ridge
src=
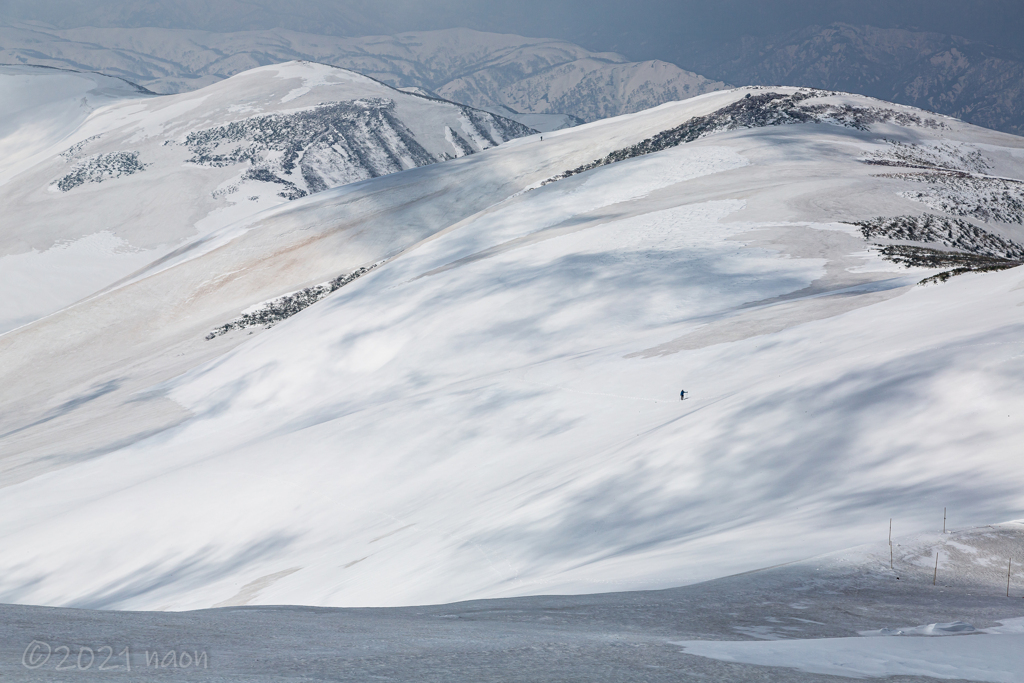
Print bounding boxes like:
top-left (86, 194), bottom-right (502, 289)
top-left (183, 99), bottom-right (532, 200)
top-left (544, 89), bottom-right (945, 185)
top-left (206, 263), bottom-right (381, 339)
top-left (55, 150), bottom-right (148, 191)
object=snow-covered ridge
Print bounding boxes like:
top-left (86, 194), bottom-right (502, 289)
top-left (681, 21), bottom-right (1024, 137)
top-left (675, 522), bottom-right (1024, 681)
top-left (180, 97), bottom-right (529, 199)
top-left (0, 65), bottom-right (151, 187)
top-left (545, 88), bottom-right (950, 184)
top-left (0, 60), bottom-right (533, 332)
top-left (533, 88), bottom-right (1023, 285)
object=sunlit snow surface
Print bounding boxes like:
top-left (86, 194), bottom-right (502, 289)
top-left (0, 231), bottom-right (154, 333)
top-left (0, 62), bottom-right (531, 329)
top-left (0, 65), bottom-right (147, 185)
top-left (1, 82), bottom-right (1024, 635)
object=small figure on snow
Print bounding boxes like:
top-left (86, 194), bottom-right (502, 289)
top-left (680, 389), bottom-right (688, 401)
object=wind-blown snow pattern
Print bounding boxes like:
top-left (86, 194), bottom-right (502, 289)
top-left (0, 87), bottom-right (1023, 617)
top-left (0, 61), bottom-right (532, 332)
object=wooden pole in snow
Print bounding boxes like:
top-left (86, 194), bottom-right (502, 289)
top-left (943, 508), bottom-right (946, 534)
top-left (934, 552), bottom-right (939, 585)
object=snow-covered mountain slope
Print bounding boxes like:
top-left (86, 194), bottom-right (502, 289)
top-left (0, 64), bottom-right (150, 184)
top-left (0, 60), bottom-right (531, 333)
top-left (1, 87), bottom-right (1024, 611)
top-left (0, 24), bottom-right (728, 129)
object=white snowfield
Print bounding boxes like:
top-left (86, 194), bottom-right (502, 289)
top-left (0, 64), bottom-right (149, 185)
top-left (0, 61), bottom-right (531, 333)
top-left (1, 84), bottom-right (1024, 625)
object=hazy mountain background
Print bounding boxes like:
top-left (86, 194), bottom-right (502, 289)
top-left (0, 25), bottom-right (727, 126)
top-left (672, 23), bottom-right (1024, 136)
top-left (2, 1), bottom-right (1022, 134)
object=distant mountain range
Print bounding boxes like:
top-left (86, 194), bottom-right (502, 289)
top-left (5, 22), bottom-right (1022, 138)
top-left (0, 24), bottom-right (728, 131)
top-left (673, 23), bottom-right (1024, 136)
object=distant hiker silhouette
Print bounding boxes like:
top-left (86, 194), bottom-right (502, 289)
top-left (680, 390), bottom-right (688, 401)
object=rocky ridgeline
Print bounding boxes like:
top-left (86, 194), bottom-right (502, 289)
top-left (54, 151), bottom-right (148, 191)
top-left (206, 263), bottom-right (382, 339)
top-left (541, 90), bottom-right (1021, 286)
top-left (544, 89), bottom-right (946, 184)
top-left (184, 99), bottom-right (532, 200)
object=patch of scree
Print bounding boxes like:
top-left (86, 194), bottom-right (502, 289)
top-left (205, 262), bottom-right (382, 340)
top-left (861, 139), bottom-right (1024, 226)
top-left (878, 244), bottom-right (1022, 285)
top-left (54, 151), bottom-right (148, 191)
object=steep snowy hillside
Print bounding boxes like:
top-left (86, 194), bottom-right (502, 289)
top-left (0, 24), bottom-right (728, 128)
top-left (1, 87), bottom-right (1023, 613)
top-left (0, 60), bottom-right (531, 332)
